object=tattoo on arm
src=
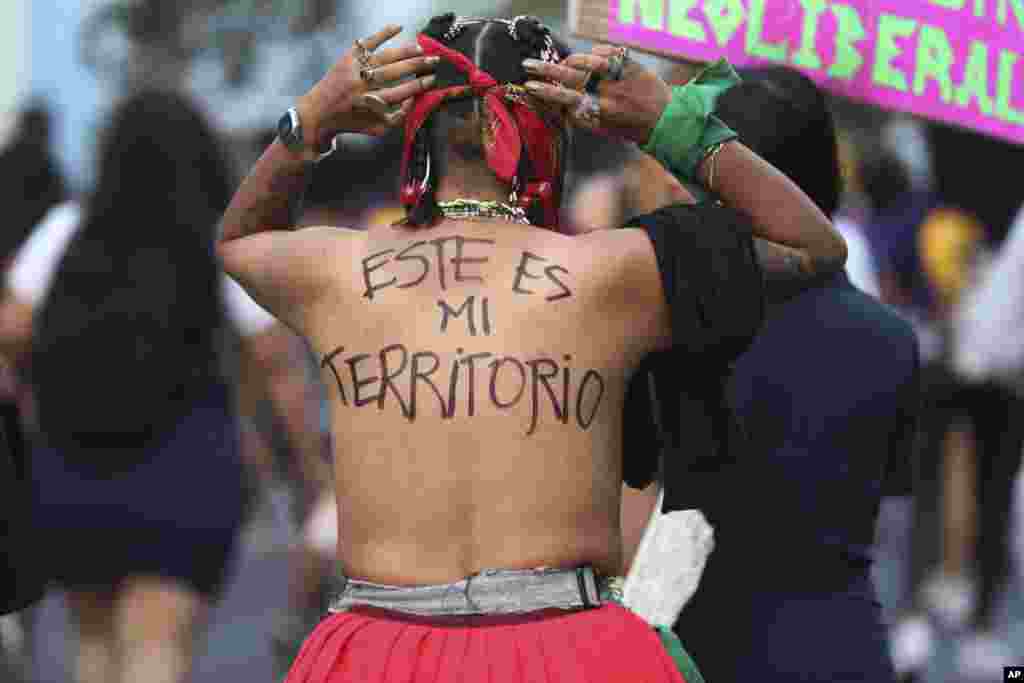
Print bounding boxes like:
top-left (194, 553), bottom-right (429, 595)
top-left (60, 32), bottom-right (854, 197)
top-left (753, 238), bottom-right (826, 301)
top-left (220, 141), bottom-right (314, 243)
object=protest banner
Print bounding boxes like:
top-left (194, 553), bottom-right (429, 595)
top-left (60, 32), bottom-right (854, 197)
top-left (568, 0), bottom-right (1024, 144)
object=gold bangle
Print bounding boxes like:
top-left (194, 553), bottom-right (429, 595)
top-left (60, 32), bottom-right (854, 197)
top-left (703, 142), bottom-right (726, 193)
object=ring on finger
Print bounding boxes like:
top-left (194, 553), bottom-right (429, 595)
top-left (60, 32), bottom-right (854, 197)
top-left (574, 93), bottom-right (601, 125)
top-left (354, 38), bottom-right (373, 69)
top-left (582, 70), bottom-right (603, 95)
top-left (607, 54), bottom-right (625, 81)
top-left (360, 66), bottom-right (377, 85)
top-left (359, 93), bottom-right (390, 116)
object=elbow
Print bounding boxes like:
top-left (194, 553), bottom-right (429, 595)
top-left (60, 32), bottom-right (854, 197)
top-left (215, 237), bottom-right (236, 272)
top-left (827, 227), bottom-right (849, 272)
top-left (811, 220), bottom-right (848, 278)
top-left (0, 301), bottom-right (34, 364)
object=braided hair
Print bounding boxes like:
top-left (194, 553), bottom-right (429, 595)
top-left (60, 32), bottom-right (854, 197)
top-left (403, 14), bottom-right (571, 227)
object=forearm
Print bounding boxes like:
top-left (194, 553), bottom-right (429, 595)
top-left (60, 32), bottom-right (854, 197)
top-left (220, 139), bottom-right (314, 244)
top-left (697, 141), bottom-right (847, 278)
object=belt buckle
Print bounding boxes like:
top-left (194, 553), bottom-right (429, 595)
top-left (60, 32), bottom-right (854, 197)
top-left (575, 567), bottom-right (601, 608)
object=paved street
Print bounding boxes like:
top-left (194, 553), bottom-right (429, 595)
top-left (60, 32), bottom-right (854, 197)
top-left (29, 506), bottom-right (297, 683)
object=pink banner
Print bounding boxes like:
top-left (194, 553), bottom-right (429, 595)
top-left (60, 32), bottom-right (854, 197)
top-left (609, 0), bottom-right (1024, 144)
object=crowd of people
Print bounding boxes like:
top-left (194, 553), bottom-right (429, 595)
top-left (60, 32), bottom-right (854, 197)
top-left (1, 9), bottom-right (1023, 683)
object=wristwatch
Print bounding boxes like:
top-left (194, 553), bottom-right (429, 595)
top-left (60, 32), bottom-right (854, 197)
top-left (277, 106), bottom-right (339, 162)
top-left (277, 107), bottom-right (305, 154)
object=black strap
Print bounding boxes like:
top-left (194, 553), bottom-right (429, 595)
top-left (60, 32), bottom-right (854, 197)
top-left (576, 567), bottom-right (594, 608)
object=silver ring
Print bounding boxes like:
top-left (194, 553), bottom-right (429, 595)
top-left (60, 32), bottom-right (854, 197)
top-left (607, 55), bottom-right (625, 81)
top-left (354, 38), bottom-right (373, 69)
top-left (360, 67), bottom-right (376, 84)
top-left (358, 93), bottom-right (390, 116)
top-left (574, 93), bottom-right (601, 126)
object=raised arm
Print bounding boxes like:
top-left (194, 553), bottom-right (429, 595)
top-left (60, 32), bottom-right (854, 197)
top-left (220, 25), bottom-right (434, 245)
top-left (524, 50), bottom-right (846, 297)
top-left (217, 26), bottom-right (436, 327)
top-left (704, 141), bottom-right (847, 297)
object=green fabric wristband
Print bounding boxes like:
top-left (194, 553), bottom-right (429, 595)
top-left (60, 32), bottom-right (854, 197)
top-left (642, 59), bottom-right (741, 184)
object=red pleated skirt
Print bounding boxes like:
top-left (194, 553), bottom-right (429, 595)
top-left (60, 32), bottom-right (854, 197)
top-left (285, 603), bottom-right (687, 683)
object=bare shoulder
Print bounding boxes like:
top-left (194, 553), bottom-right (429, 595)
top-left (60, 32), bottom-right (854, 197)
top-left (576, 228), bottom-right (670, 352)
top-left (217, 225), bottom-right (364, 331)
top-left (578, 228), bottom-right (664, 308)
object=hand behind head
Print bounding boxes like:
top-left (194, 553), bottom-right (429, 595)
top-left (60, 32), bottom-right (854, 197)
top-left (523, 45), bottom-right (671, 145)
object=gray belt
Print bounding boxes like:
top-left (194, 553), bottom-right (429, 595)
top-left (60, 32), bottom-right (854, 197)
top-left (329, 567), bottom-right (604, 617)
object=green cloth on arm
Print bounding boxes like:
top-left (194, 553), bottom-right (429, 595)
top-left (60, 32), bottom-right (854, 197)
top-left (641, 59), bottom-right (741, 185)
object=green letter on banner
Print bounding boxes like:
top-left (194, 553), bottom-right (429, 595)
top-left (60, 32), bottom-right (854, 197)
top-left (998, 0), bottom-right (1024, 31)
top-left (829, 3), bottom-right (867, 79)
top-left (669, 0), bottom-right (707, 41)
top-left (955, 41), bottom-right (994, 115)
top-left (704, 0), bottom-right (745, 46)
top-left (619, 0), bottom-right (664, 30)
top-left (996, 49), bottom-right (1024, 124)
top-left (746, 0), bottom-right (788, 62)
top-left (913, 24), bottom-right (954, 102)
top-left (873, 14), bottom-right (917, 91)
top-left (926, 0), bottom-right (965, 9)
top-left (794, 0), bottom-right (828, 70)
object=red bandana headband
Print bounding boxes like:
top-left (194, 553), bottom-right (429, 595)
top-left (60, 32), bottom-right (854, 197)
top-left (399, 33), bottom-right (565, 229)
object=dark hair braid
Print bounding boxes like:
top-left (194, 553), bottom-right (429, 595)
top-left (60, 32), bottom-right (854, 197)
top-left (404, 119), bottom-right (443, 226)
top-left (512, 16), bottom-right (548, 54)
top-left (403, 14), bottom-right (569, 227)
top-left (423, 12), bottom-right (456, 42)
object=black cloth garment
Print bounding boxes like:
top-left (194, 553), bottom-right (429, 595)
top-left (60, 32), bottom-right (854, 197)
top-left (0, 400), bottom-right (46, 615)
top-left (622, 203), bottom-right (764, 491)
top-left (29, 382), bottom-right (244, 598)
top-left (673, 272), bottom-right (919, 683)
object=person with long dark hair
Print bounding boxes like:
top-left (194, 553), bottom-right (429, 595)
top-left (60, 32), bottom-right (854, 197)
top-left (0, 90), bottom-right (275, 683)
top-left (0, 102), bottom-right (70, 681)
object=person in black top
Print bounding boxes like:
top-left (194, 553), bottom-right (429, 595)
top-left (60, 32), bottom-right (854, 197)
top-left (622, 67), bottom-right (919, 682)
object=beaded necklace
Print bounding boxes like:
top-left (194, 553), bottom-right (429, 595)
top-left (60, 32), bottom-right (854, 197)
top-left (437, 199), bottom-right (531, 225)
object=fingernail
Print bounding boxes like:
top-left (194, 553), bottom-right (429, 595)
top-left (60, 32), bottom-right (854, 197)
top-left (426, 56), bottom-right (442, 64)
top-left (422, 75), bottom-right (437, 85)
top-left (522, 59), bottom-right (542, 70)
top-left (416, 45), bottom-right (424, 54)
top-left (524, 81), bottom-right (542, 91)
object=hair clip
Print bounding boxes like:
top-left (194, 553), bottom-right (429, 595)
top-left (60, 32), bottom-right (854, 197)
top-left (442, 22), bottom-right (464, 42)
top-left (540, 34), bottom-right (558, 63)
top-left (508, 16), bottom-right (530, 42)
top-left (442, 17), bottom-right (490, 42)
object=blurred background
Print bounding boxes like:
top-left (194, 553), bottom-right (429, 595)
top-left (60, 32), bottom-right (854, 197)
top-left (0, 1), bottom-right (1022, 682)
